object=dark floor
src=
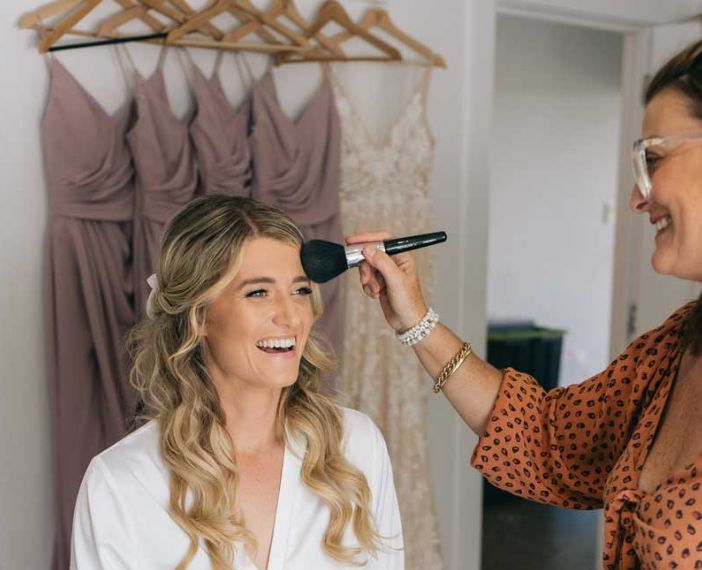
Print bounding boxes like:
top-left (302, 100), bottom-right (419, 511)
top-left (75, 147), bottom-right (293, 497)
top-left (481, 489), bottom-right (599, 570)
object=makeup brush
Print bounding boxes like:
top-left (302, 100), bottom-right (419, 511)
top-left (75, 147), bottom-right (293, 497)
top-left (301, 231), bottom-right (448, 283)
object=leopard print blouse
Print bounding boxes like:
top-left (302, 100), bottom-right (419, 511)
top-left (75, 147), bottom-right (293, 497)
top-left (471, 304), bottom-right (702, 569)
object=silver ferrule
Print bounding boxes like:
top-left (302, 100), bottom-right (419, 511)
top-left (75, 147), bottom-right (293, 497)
top-left (344, 241), bottom-right (386, 268)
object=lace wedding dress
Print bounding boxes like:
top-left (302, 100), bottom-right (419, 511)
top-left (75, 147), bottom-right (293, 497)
top-left (330, 66), bottom-right (443, 570)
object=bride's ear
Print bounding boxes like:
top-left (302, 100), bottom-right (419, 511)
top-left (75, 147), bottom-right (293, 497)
top-left (198, 307), bottom-right (208, 337)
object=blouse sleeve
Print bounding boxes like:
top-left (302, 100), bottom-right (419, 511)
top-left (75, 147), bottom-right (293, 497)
top-left (71, 456), bottom-right (134, 569)
top-left (362, 414), bottom-right (405, 569)
top-left (470, 305), bottom-right (689, 509)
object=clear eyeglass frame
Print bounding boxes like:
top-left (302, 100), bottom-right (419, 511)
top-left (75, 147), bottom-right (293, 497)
top-left (632, 130), bottom-right (702, 201)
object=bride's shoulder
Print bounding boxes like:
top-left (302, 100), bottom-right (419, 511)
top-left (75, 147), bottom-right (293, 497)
top-left (341, 406), bottom-right (379, 435)
top-left (99, 421), bottom-right (159, 464)
top-left (83, 420), bottom-right (164, 488)
top-left (339, 407), bottom-right (389, 466)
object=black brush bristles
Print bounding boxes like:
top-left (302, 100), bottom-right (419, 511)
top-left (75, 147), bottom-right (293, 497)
top-left (300, 240), bottom-right (348, 283)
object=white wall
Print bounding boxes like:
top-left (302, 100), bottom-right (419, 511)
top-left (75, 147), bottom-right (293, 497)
top-left (0, 7), bottom-right (55, 570)
top-left (498, 0), bottom-right (702, 30)
top-left (487, 15), bottom-right (623, 386)
top-left (0, 1), bottom-right (490, 569)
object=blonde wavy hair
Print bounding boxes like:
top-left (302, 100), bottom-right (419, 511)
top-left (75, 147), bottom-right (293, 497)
top-left (128, 195), bottom-right (382, 569)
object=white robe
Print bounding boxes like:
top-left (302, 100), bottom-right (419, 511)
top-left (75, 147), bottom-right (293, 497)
top-left (70, 407), bottom-right (404, 569)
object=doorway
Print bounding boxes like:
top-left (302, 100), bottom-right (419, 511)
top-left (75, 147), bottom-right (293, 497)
top-left (484, 14), bottom-right (624, 569)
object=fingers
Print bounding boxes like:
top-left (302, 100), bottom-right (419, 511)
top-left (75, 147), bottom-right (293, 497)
top-left (358, 261), bottom-right (378, 298)
top-left (358, 261), bottom-right (372, 286)
top-left (345, 231), bottom-right (393, 245)
top-left (362, 247), bottom-right (403, 289)
top-left (357, 261), bottom-right (385, 297)
top-left (390, 251), bottom-right (414, 272)
top-left (375, 271), bottom-right (387, 297)
top-left (356, 244), bottom-right (416, 299)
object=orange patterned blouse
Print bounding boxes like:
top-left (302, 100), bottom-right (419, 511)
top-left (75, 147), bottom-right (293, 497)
top-left (471, 304), bottom-right (702, 569)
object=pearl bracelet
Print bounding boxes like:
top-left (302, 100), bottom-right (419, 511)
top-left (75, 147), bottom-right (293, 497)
top-left (396, 308), bottom-right (439, 346)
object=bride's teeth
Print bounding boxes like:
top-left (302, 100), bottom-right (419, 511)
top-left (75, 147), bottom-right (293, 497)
top-left (257, 338), bottom-right (296, 349)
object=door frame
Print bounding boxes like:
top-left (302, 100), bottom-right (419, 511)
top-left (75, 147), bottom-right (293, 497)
top-left (494, 0), bottom-right (658, 363)
top-left (607, 29), bottom-right (652, 357)
top-left (493, 3), bottom-right (655, 385)
top-left (489, 5), bottom-right (652, 570)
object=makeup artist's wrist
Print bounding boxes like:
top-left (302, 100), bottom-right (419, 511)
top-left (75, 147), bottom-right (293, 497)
top-left (396, 304), bottom-right (431, 334)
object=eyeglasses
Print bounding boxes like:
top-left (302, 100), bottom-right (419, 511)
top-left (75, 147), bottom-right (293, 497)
top-left (632, 130), bottom-right (702, 201)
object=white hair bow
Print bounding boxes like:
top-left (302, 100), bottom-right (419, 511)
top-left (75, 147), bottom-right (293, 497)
top-left (146, 273), bottom-right (158, 318)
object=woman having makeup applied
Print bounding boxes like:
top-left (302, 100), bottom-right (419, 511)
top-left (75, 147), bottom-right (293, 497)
top-left (71, 195), bottom-right (403, 569)
top-left (350, 38), bottom-right (702, 569)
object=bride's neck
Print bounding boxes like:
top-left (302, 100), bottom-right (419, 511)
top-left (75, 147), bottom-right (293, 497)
top-left (215, 379), bottom-right (284, 455)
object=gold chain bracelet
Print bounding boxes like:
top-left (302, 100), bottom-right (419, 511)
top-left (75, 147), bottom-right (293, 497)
top-left (433, 342), bottom-right (473, 394)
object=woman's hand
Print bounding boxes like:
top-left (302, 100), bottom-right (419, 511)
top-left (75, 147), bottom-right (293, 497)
top-left (346, 231), bottom-right (428, 332)
top-left (348, 232), bottom-right (504, 438)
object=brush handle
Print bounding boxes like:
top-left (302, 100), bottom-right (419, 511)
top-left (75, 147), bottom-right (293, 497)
top-left (343, 231), bottom-right (447, 269)
top-left (384, 232), bottom-right (447, 255)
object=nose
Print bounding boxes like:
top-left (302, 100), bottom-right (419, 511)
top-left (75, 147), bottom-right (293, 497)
top-left (272, 295), bottom-right (302, 329)
top-left (628, 184), bottom-right (650, 214)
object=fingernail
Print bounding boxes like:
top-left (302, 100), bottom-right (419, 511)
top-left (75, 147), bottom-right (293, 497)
top-left (363, 246), bottom-right (376, 258)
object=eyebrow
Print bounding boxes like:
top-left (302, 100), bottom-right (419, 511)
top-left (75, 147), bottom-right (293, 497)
top-left (237, 275), bottom-right (310, 290)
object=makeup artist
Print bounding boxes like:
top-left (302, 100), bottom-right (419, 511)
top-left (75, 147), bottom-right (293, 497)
top-left (350, 38), bottom-right (702, 569)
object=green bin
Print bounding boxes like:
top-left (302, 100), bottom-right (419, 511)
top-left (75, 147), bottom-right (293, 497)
top-left (483, 321), bottom-right (566, 503)
top-left (486, 322), bottom-right (566, 392)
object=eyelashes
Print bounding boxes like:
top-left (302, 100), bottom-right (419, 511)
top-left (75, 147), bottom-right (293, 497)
top-left (245, 289), bottom-right (267, 298)
top-left (245, 287), bottom-right (313, 298)
top-left (645, 152), bottom-right (662, 172)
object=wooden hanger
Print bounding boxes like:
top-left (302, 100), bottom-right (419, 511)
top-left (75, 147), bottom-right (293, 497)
top-left (99, 0), bottom-right (223, 40)
top-left (163, 0), bottom-right (272, 42)
top-left (145, 1), bottom-right (225, 40)
top-left (19, 0), bottom-right (82, 29)
top-left (20, 0), bottom-right (174, 50)
top-left (98, 1), bottom-right (167, 37)
top-left (166, 0), bottom-right (310, 53)
top-left (19, 0), bottom-right (424, 59)
top-left (277, 0), bottom-right (401, 65)
top-left (20, 0), bottom-right (267, 52)
top-left (225, 0), bottom-right (343, 57)
top-left (330, 7), bottom-right (446, 68)
top-left (28, 0), bottom-right (102, 52)
top-left (216, 1), bottom-right (288, 47)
